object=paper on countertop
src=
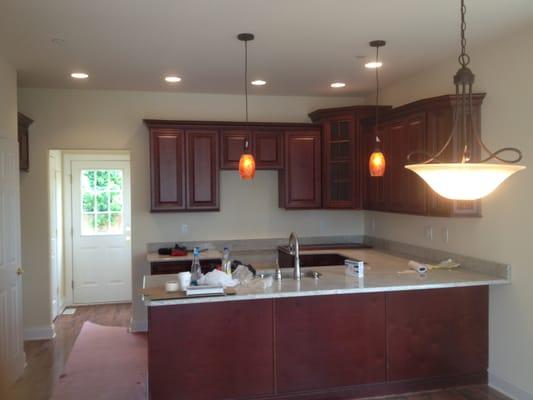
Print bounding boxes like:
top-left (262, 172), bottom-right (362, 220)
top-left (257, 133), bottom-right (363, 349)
top-left (399, 259), bottom-right (461, 274)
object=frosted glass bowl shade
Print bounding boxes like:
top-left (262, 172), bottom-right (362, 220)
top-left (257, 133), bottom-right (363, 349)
top-left (405, 163), bottom-right (526, 200)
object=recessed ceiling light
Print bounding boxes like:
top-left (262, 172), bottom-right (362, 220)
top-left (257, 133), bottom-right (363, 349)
top-left (251, 79), bottom-right (266, 86)
top-left (164, 75), bottom-right (182, 83)
top-left (70, 72), bottom-right (89, 79)
top-left (365, 61), bottom-right (383, 69)
top-left (330, 82), bottom-right (346, 88)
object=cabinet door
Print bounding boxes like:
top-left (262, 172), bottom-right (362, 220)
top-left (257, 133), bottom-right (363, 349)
top-left (323, 116), bottom-right (359, 209)
top-left (186, 130), bottom-right (219, 210)
top-left (276, 294), bottom-right (386, 393)
top-left (253, 130), bottom-right (283, 169)
top-left (220, 129), bottom-right (251, 169)
top-left (150, 129), bottom-right (186, 211)
top-left (279, 130), bottom-right (322, 209)
top-left (363, 123), bottom-right (389, 211)
top-left (389, 115), bottom-right (427, 215)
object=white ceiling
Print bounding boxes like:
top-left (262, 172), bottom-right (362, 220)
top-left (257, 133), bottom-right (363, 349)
top-left (1, 0), bottom-right (532, 96)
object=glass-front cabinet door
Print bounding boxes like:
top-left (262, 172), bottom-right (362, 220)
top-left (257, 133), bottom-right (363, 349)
top-left (323, 116), bottom-right (359, 208)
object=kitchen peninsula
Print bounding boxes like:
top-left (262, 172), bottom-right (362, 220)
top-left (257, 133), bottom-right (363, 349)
top-left (143, 247), bottom-right (509, 400)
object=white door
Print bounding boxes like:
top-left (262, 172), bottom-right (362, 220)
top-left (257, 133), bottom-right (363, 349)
top-left (71, 160), bottom-right (132, 304)
top-left (0, 138), bottom-right (25, 388)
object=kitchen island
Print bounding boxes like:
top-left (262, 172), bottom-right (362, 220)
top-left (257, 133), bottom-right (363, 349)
top-left (143, 249), bottom-right (509, 400)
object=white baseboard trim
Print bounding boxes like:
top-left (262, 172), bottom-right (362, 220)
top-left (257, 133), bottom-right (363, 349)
top-left (129, 319), bottom-right (148, 333)
top-left (489, 372), bottom-right (533, 400)
top-left (24, 324), bottom-right (56, 341)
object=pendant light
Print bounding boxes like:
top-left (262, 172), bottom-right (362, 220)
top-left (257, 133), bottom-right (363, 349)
top-left (368, 40), bottom-right (386, 177)
top-left (238, 33), bottom-right (256, 180)
top-left (405, 0), bottom-right (525, 200)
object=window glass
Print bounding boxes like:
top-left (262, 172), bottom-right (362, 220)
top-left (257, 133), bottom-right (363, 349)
top-left (81, 169), bottom-right (124, 235)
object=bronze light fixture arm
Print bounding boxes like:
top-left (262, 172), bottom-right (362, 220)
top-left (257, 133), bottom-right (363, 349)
top-left (406, 0), bottom-right (523, 166)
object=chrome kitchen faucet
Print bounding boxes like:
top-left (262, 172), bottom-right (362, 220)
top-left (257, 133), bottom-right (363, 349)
top-left (288, 232), bottom-right (301, 281)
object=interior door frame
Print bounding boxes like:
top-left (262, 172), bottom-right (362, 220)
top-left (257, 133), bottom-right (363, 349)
top-left (63, 151), bottom-right (131, 307)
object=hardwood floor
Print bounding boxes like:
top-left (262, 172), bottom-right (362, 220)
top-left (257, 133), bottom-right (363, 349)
top-left (5, 303), bottom-right (509, 400)
top-left (7, 303), bottom-right (132, 400)
top-left (366, 385), bottom-right (510, 400)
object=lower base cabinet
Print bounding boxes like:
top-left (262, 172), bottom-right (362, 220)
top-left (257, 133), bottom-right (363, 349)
top-left (148, 287), bottom-right (488, 400)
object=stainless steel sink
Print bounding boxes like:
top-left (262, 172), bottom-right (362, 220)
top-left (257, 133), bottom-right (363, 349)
top-left (257, 270), bottom-right (322, 280)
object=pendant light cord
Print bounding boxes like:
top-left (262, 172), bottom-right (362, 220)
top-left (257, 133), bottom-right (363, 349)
top-left (244, 39), bottom-right (249, 124)
top-left (374, 45), bottom-right (381, 149)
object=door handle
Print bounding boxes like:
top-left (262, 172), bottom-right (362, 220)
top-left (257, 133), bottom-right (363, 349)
top-left (16, 267), bottom-right (24, 276)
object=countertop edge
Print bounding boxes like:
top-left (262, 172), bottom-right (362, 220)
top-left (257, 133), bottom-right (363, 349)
top-left (143, 278), bottom-right (509, 307)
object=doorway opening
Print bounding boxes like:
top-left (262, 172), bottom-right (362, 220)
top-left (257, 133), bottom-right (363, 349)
top-left (51, 151), bottom-right (132, 307)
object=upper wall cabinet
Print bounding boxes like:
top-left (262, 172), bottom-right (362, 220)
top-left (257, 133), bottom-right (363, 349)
top-left (220, 128), bottom-right (283, 170)
top-left (361, 94), bottom-right (485, 217)
top-left (146, 120), bottom-right (316, 213)
top-left (146, 121), bottom-right (219, 212)
top-left (309, 106), bottom-right (391, 209)
top-left (18, 113), bottom-right (33, 172)
top-left (279, 129), bottom-right (322, 209)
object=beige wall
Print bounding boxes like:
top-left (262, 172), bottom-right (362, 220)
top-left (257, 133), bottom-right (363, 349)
top-left (0, 56), bottom-right (17, 139)
top-left (17, 88), bottom-right (365, 331)
top-left (366, 23), bottom-right (533, 397)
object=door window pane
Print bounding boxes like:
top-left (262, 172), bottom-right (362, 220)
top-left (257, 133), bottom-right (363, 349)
top-left (81, 169), bottom-right (124, 235)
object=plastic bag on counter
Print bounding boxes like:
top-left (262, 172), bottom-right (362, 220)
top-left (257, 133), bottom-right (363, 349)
top-left (232, 265), bottom-right (254, 284)
top-left (198, 269), bottom-right (239, 287)
top-left (246, 275), bottom-right (273, 290)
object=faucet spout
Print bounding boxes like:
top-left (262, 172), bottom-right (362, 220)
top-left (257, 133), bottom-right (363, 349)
top-left (288, 232), bottom-right (301, 280)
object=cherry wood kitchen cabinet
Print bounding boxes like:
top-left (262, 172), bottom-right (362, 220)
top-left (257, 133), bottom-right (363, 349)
top-left (18, 112), bottom-right (33, 172)
top-left (361, 94), bottom-right (485, 217)
top-left (309, 105), bottom-right (391, 209)
top-left (279, 129), bottom-right (322, 209)
top-left (146, 121), bottom-right (219, 212)
top-left (147, 286), bottom-right (488, 400)
top-left (186, 130), bottom-right (219, 210)
top-left (220, 128), bottom-right (283, 169)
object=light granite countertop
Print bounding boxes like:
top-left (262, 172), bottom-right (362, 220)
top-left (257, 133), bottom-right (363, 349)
top-left (143, 248), bottom-right (509, 307)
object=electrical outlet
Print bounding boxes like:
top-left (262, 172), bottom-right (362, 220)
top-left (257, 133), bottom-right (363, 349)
top-left (424, 226), bottom-right (433, 241)
top-left (442, 227), bottom-right (449, 243)
top-left (181, 224), bottom-right (189, 234)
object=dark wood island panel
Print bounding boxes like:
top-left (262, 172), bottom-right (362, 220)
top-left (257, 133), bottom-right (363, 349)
top-left (148, 299), bottom-right (275, 400)
top-left (276, 293), bottom-right (386, 392)
top-left (147, 287), bottom-right (488, 400)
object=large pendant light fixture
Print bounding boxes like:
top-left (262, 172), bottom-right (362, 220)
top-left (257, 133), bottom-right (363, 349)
top-left (238, 33), bottom-right (256, 180)
top-left (368, 40), bottom-right (387, 177)
top-left (405, 0), bottom-right (525, 200)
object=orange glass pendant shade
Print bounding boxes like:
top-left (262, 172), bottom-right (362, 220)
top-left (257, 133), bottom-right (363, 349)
top-left (369, 150), bottom-right (386, 177)
top-left (239, 153), bottom-right (256, 180)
